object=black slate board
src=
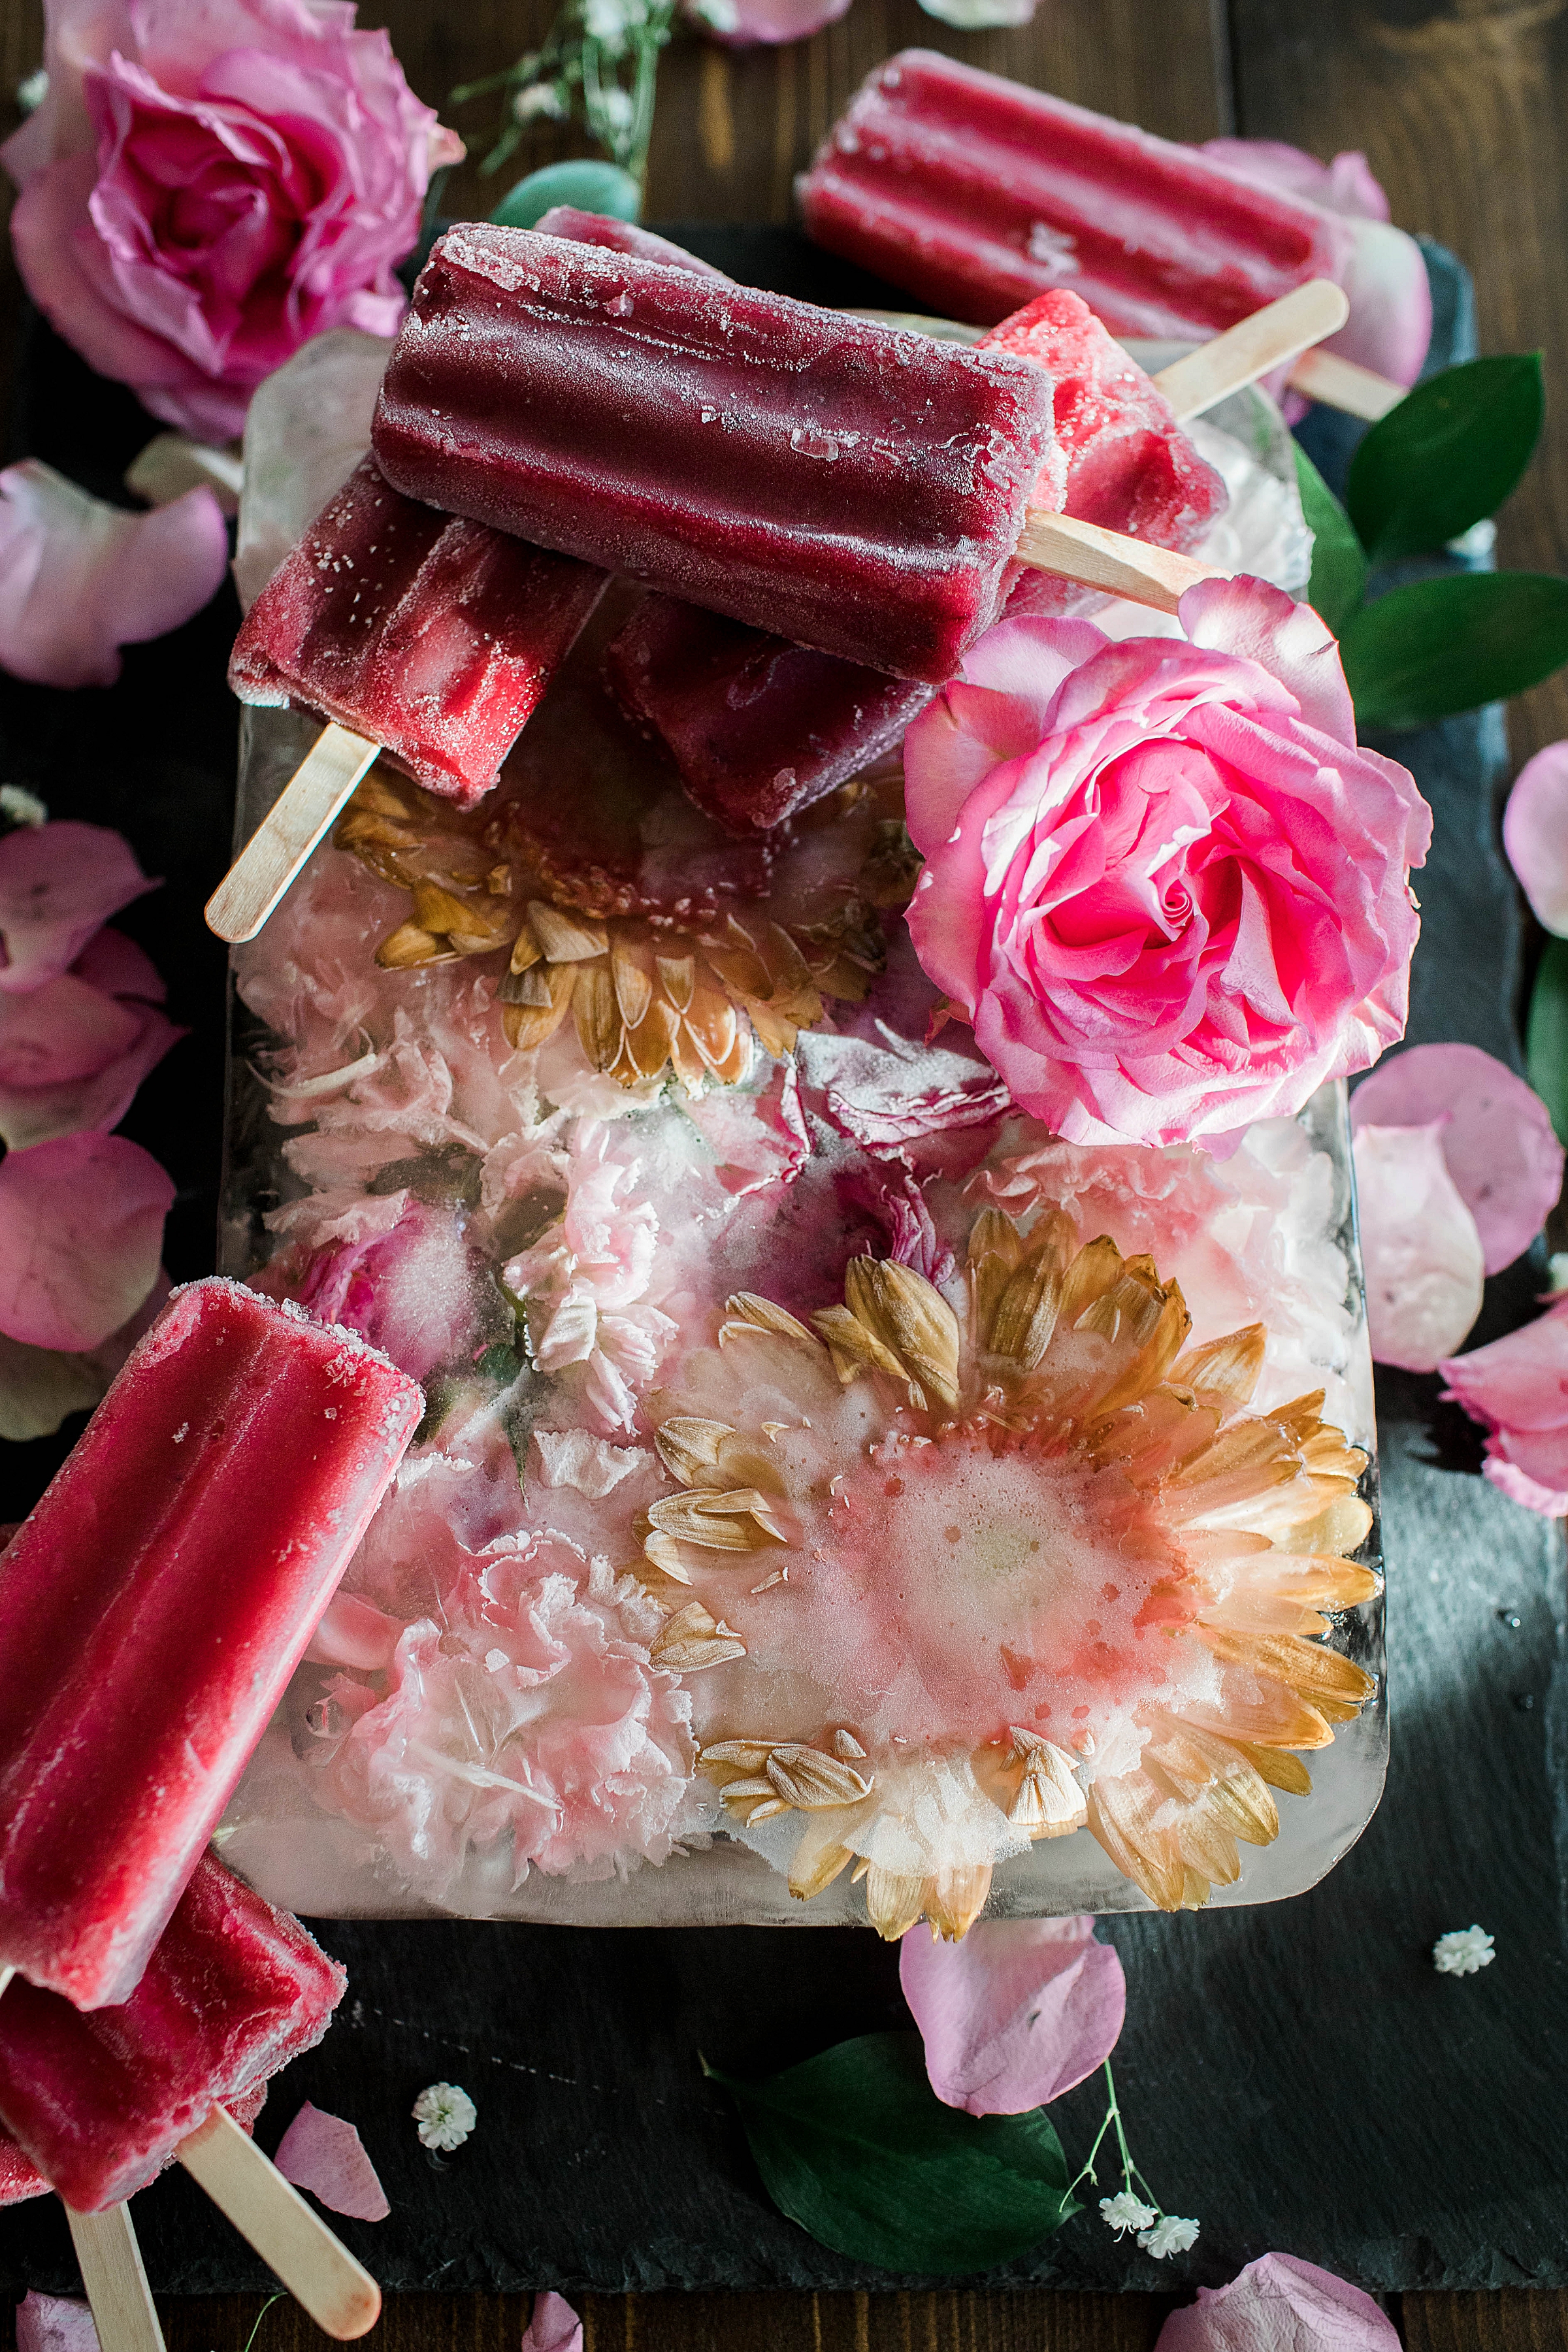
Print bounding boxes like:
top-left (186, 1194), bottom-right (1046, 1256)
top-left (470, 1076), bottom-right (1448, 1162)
top-left (0, 236), bottom-right (1563, 2299)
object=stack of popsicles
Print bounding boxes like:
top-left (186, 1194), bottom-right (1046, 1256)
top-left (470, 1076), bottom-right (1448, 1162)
top-left (0, 1279), bottom-right (424, 2342)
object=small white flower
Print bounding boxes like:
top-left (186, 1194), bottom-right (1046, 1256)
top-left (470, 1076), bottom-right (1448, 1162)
top-left (584, 0), bottom-right (638, 44)
top-left (512, 82), bottom-right (568, 123)
top-left (596, 86), bottom-right (635, 134)
top-left (1100, 2192), bottom-right (1157, 2238)
top-left (0, 787), bottom-right (47, 828)
top-left (413, 2082), bottom-right (478, 2151)
top-left (1433, 1925), bottom-right (1495, 1976)
top-left (16, 68), bottom-right (48, 115)
top-left (1139, 2215), bottom-right (1200, 2259)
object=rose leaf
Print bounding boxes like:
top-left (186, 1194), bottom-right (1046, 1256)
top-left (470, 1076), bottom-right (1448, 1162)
top-left (1345, 353), bottom-right (1544, 563)
top-left (1294, 445), bottom-right (1367, 639)
top-left (1339, 572), bottom-right (1568, 731)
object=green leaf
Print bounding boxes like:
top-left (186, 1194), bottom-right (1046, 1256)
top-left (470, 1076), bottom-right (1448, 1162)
top-left (1527, 938), bottom-right (1568, 1147)
top-left (710, 2032), bottom-right (1076, 2274)
top-left (489, 159), bottom-right (642, 229)
top-left (1345, 355), bottom-right (1544, 563)
top-left (1339, 572), bottom-right (1568, 730)
top-left (1294, 444), bottom-right (1368, 637)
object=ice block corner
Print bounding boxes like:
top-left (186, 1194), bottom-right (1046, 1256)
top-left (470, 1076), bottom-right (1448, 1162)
top-left (370, 224), bottom-right (1060, 684)
top-left (229, 455), bottom-right (607, 806)
top-left (0, 1279), bottom-right (423, 2009)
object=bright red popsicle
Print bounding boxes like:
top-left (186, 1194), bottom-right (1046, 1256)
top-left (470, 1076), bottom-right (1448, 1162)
top-left (370, 225), bottom-right (1060, 685)
top-left (0, 1280), bottom-right (423, 2011)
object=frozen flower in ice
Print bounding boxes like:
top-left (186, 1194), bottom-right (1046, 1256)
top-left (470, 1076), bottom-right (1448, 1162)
top-left (904, 582), bottom-right (1431, 1151)
top-left (412, 2083), bottom-right (476, 2151)
top-left (1432, 1925), bottom-right (1494, 1976)
top-left (1100, 2191), bottom-right (1157, 2236)
top-left (1140, 2214), bottom-right (1200, 2258)
top-left (653, 1204), bottom-right (1377, 1937)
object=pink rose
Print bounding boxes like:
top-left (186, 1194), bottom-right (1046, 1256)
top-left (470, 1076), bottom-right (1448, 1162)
top-left (903, 580), bottom-right (1431, 1150)
top-left (3, 0), bottom-right (461, 441)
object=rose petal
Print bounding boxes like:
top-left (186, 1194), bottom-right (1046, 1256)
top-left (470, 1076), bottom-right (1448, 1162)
top-left (1177, 576), bottom-right (1356, 747)
top-left (0, 825), bottom-right (159, 994)
top-left (71, 926), bottom-right (167, 1006)
top-left (0, 973), bottom-right (182, 1152)
top-left (1350, 1044), bottom-right (1563, 1273)
top-left (1155, 2251), bottom-right (1401, 2352)
top-left (14, 2293), bottom-right (100, 2352)
top-left (274, 2102), bottom-right (391, 2223)
top-left (0, 460), bottom-right (230, 689)
top-left (1441, 1296), bottom-right (1568, 1516)
top-left (522, 2295), bottom-right (583, 2352)
top-left (1353, 1122), bottom-right (1484, 1371)
top-left (0, 1333), bottom-right (110, 1443)
top-left (899, 1915), bottom-right (1126, 2115)
top-left (1503, 740), bottom-right (1568, 936)
top-left (0, 1132), bottom-right (173, 1349)
top-left (680, 0), bottom-right (852, 42)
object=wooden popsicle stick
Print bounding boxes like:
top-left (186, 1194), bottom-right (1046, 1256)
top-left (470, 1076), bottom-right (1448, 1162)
top-left (66, 2205), bottom-right (166, 2352)
top-left (1015, 510), bottom-right (1218, 615)
top-left (177, 2105), bottom-right (381, 2340)
top-left (1153, 278), bottom-right (1349, 421)
top-left (1286, 344), bottom-right (1407, 421)
top-left (204, 722), bottom-right (380, 946)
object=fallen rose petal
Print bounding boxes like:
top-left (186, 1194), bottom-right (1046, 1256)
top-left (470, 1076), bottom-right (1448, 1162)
top-left (900, 1915), bottom-right (1126, 2115)
top-left (123, 432), bottom-right (244, 516)
top-left (1353, 1122), bottom-right (1484, 1371)
top-left (0, 461), bottom-right (230, 689)
top-left (274, 2102), bottom-right (390, 2222)
top-left (0, 1331), bottom-right (109, 1442)
top-left (681, 0), bottom-right (853, 41)
top-left (15, 2292), bottom-right (100, 2352)
top-left (522, 2294), bottom-right (583, 2352)
top-left (0, 1132), bottom-right (173, 1350)
top-left (1155, 2249), bottom-right (1400, 2352)
top-left (70, 925), bottom-right (167, 1006)
top-left (1441, 1296), bottom-right (1568, 1516)
top-left (1503, 740), bottom-right (1568, 937)
top-left (0, 825), bottom-right (157, 993)
top-left (1350, 1044), bottom-right (1563, 1274)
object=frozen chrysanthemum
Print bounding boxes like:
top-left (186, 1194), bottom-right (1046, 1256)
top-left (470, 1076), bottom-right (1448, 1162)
top-left (1139, 2214), bottom-right (1200, 2258)
top-left (1101, 2192), bottom-right (1157, 2236)
top-left (413, 2083), bottom-right (476, 2151)
top-left (1432, 1925), bottom-right (1494, 1976)
top-left (634, 1205), bottom-right (1377, 1936)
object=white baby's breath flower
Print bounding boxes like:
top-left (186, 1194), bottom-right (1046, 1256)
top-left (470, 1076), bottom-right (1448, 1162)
top-left (413, 2082), bottom-right (478, 2150)
top-left (15, 69), bottom-right (48, 115)
top-left (512, 82), bottom-right (568, 123)
top-left (596, 86), bottom-right (635, 134)
top-left (1433, 1925), bottom-right (1495, 1976)
top-left (0, 787), bottom-right (48, 828)
top-left (1100, 2192), bottom-right (1157, 2237)
top-left (1139, 2215), bottom-right (1200, 2259)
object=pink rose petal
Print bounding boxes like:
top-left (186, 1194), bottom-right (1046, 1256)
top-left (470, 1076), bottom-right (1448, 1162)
top-left (899, 1915), bottom-right (1126, 2115)
top-left (0, 460), bottom-right (229, 689)
top-left (15, 2293), bottom-right (101, 2352)
top-left (680, 0), bottom-right (851, 42)
top-left (522, 2294), bottom-right (583, 2352)
top-left (1441, 1295), bottom-right (1568, 1516)
top-left (1156, 2251), bottom-right (1400, 2352)
top-left (1350, 1044), bottom-right (1563, 1274)
top-left (0, 1132), bottom-right (173, 1349)
top-left (71, 925), bottom-right (167, 1005)
top-left (0, 825), bottom-right (158, 994)
top-left (274, 2102), bottom-right (390, 2223)
top-left (0, 967), bottom-right (182, 1151)
top-left (1353, 1122), bottom-right (1484, 1371)
top-left (1503, 740), bottom-right (1568, 936)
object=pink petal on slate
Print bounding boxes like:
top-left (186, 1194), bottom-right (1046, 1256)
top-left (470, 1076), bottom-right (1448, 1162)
top-left (0, 824), bottom-right (158, 992)
top-left (1503, 740), bottom-right (1568, 937)
top-left (1353, 1122), bottom-right (1484, 1372)
top-left (899, 1915), bottom-right (1126, 2115)
top-left (1350, 1044), bottom-right (1563, 1275)
top-left (15, 2293), bottom-right (101, 2352)
top-left (274, 2103), bottom-right (390, 2223)
top-left (0, 459), bottom-right (229, 689)
top-left (522, 2294), bottom-right (583, 2352)
top-left (1155, 2251), bottom-right (1399, 2352)
top-left (1441, 1296), bottom-right (1568, 1516)
top-left (0, 1132), bottom-right (173, 1350)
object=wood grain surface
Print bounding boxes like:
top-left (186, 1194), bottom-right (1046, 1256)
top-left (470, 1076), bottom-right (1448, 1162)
top-left (1, 0), bottom-right (1567, 2343)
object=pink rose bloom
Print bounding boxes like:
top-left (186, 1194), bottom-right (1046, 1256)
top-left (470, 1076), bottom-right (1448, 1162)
top-left (1440, 1298), bottom-right (1568, 1517)
top-left (1202, 137), bottom-right (1431, 393)
top-left (3, 0), bottom-right (461, 441)
top-left (903, 581), bottom-right (1431, 1151)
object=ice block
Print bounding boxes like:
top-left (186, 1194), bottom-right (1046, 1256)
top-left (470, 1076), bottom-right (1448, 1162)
top-left (0, 1851), bottom-right (344, 2213)
top-left (229, 455), bottom-right (606, 808)
top-left (798, 50), bottom-right (1345, 338)
top-left (0, 2127), bottom-right (46, 2204)
top-left (371, 225), bottom-right (1062, 685)
top-left (532, 206), bottom-right (730, 278)
top-left (0, 1278), bottom-right (423, 2011)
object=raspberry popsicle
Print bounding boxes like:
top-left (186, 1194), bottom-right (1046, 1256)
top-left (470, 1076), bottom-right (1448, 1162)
top-left (210, 457), bottom-right (606, 943)
top-left (0, 1279), bottom-right (422, 2013)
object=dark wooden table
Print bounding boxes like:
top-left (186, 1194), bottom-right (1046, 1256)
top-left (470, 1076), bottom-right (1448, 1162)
top-left (1, 0), bottom-right (1566, 2343)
